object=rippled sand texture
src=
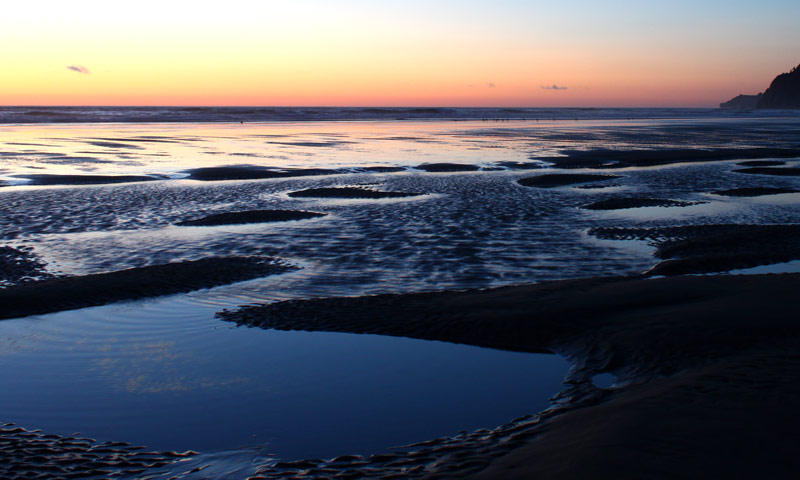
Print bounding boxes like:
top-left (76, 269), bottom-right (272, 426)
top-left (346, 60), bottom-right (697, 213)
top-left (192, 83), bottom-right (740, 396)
top-left (2, 119), bottom-right (800, 299)
top-left (2, 117), bottom-right (800, 478)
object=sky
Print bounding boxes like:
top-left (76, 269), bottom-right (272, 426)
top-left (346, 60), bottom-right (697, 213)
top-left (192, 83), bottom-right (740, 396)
top-left (2, 0), bottom-right (799, 107)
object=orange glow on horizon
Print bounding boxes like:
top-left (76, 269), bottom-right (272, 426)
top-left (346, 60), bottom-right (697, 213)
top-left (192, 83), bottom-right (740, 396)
top-left (2, 1), bottom-right (798, 107)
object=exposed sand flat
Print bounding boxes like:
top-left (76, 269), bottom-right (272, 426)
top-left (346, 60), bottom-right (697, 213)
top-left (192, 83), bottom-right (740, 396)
top-left (734, 166), bottom-right (800, 176)
top-left (221, 273), bottom-right (800, 479)
top-left (538, 147), bottom-right (800, 169)
top-left (590, 224), bottom-right (800, 275)
top-left (517, 174), bottom-right (621, 188)
top-left (287, 186), bottom-right (422, 199)
top-left (736, 159), bottom-right (787, 167)
top-left (712, 187), bottom-right (800, 197)
top-left (414, 163), bottom-right (481, 172)
top-left (580, 197), bottom-right (705, 210)
top-left (11, 174), bottom-right (162, 186)
top-left (176, 209), bottom-right (326, 226)
top-left (186, 165), bottom-right (340, 181)
top-left (0, 256), bottom-right (294, 320)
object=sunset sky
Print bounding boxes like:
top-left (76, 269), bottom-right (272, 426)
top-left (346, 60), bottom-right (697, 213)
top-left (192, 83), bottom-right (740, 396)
top-left (2, 0), bottom-right (799, 107)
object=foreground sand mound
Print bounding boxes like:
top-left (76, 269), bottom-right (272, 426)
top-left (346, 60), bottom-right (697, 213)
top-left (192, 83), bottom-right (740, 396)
top-left (219, 273), bottom-right (800, 479)
top-left (0, 256), bottom-right (295, 320)
top-left (590, 224), bottom-right (800, 275)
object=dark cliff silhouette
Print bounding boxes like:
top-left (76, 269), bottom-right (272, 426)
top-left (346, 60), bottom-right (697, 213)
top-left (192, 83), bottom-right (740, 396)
top-left (720, 64), bottom-right (800, 109)
top-left (720, 94), bottom-right (763, 109)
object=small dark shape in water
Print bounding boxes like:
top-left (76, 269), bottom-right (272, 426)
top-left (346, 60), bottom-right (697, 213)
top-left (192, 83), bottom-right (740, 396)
top-left (518, 174), bottom-right (621, 188)
top-left (581, 197), bottom-right (705, 210)
top-left (0, 256), bottom-right (295, 320)
top-left (288, 187), bottom-right (422, 199)
top-left (712, 187), bottom-right (800, 197)
top-left (19, 174), bottom-right (160, 185)
top-left (415, 163), bottom-right (481, 172)
top-left (590, 224), bottom-right (800, 275)
top-left (186, 165), bottom-right (338, 181)
top-left (538, 148), bottom-right (800, 169)
top-left (355, 166), bottom-right (408, 173)
top-left (85, 140), bottom-right (143, 149)
top-left (267, 140), bottom-right (352, 147)
top-left (736, 160), bottom-right (786, 167)
top-left (733, 167), bottom-right (800, 177)
top-left (177, 209), bottom-right (326, 226)
top-left (497, 161), bottom-right (545, 170)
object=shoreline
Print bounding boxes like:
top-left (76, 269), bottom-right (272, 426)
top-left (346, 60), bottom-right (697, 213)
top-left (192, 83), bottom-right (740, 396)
top-left (220, 272), bottom-right (800, 478)
top-left (2, 271), bottom-right (799, 477)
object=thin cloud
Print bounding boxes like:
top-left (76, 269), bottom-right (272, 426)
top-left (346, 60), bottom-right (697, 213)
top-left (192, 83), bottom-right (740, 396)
top-left (541, 84), bottom-right (567, 91)
top-left (67, 65), bottom-right (90, 74)
top-left (488, 82), bottom-right (496, 88)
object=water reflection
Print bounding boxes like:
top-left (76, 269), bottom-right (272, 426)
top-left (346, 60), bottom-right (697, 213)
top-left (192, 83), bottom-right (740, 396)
top-left (0, 299), bottom-right (568, 459)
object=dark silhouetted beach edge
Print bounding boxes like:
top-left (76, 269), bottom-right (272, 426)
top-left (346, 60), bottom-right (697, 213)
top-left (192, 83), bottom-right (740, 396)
top-left (0, 256), bottom-right (295, 320)
top-left (222, 272), bottom-right (800, 479)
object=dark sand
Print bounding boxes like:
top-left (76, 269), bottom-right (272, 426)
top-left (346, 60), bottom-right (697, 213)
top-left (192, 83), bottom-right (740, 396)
top-left (590, 224), bottom-right (800, 275)
top-left (414, 163), bottom-right (481, 172)
top-left (712, 187), bottom-right (800, 197)
top-left (538, 147), bottom-right (800, 169)
top-left (0, 422), bottom-right (195, 479)
top-left (13, 174), bottom-right (162, 186)
top-left (736, 159), bottom-right (787, 167)
top-left (518, 174), bottom-right (621, 188)
top-left (288, 187), bottom-right (422, 199)
top-left (221, 272), bottom-right (800, 479)
top-left (0, 256), bottom-right (294, 320)
top-left (734, 166), bottom-right (800, 176)
top-left (176, 209), bottom-right (326, 226)
top-left (581, 197), bottom-right (705, 210)
top-left (186, 165), bottom-right (339, 181)
top-left (497, 161), bottom-right (545, 170)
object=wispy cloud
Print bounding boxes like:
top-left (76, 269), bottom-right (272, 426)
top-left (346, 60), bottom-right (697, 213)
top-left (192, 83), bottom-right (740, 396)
top-left (541, 84), bottom-right (567, 91)
top-left (488, 82), bottom-right (496, 88)
top-left (67, 65), bottom-right (90, 74)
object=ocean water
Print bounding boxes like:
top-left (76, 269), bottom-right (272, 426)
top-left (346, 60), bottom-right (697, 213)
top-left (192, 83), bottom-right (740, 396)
top-left (3, 105), bottom-right (799, 124)
top-left (2, 110), bottom-right (800, 472)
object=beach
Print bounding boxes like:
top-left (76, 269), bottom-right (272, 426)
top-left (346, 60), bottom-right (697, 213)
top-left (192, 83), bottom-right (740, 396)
top-left (2, 110), bottom-right (800, 478)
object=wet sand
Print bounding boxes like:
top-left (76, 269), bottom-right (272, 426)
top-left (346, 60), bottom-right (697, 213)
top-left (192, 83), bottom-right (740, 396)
top-left (712, 187), bottom-right (800, 197)
top-left (539, 147), bottom-right (800, 169)
top-left (288, 186), bottom-right (422, 199)
top-left (590, 224), bottom-right (800, 275)
top-left (517, 174), bottom-right (621, 188)
top-left (15, 174), bottom-right (162, 186)
top-left (222, 272), bottom-right (800, 479)
top-left (0, 422), bottom-right (195, 479)
top-left (176, 209), bottom-right (326, 226)
top-left (0, 256), bottom-right (294, 320)
top-left (580, 197), bottom-right (705, 210)
top-left (734, 166), bottom-right (800, 176)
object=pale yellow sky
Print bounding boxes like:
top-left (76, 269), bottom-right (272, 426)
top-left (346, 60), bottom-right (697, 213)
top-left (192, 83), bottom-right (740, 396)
top-left (2, 0), bottom-right (798, 106)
